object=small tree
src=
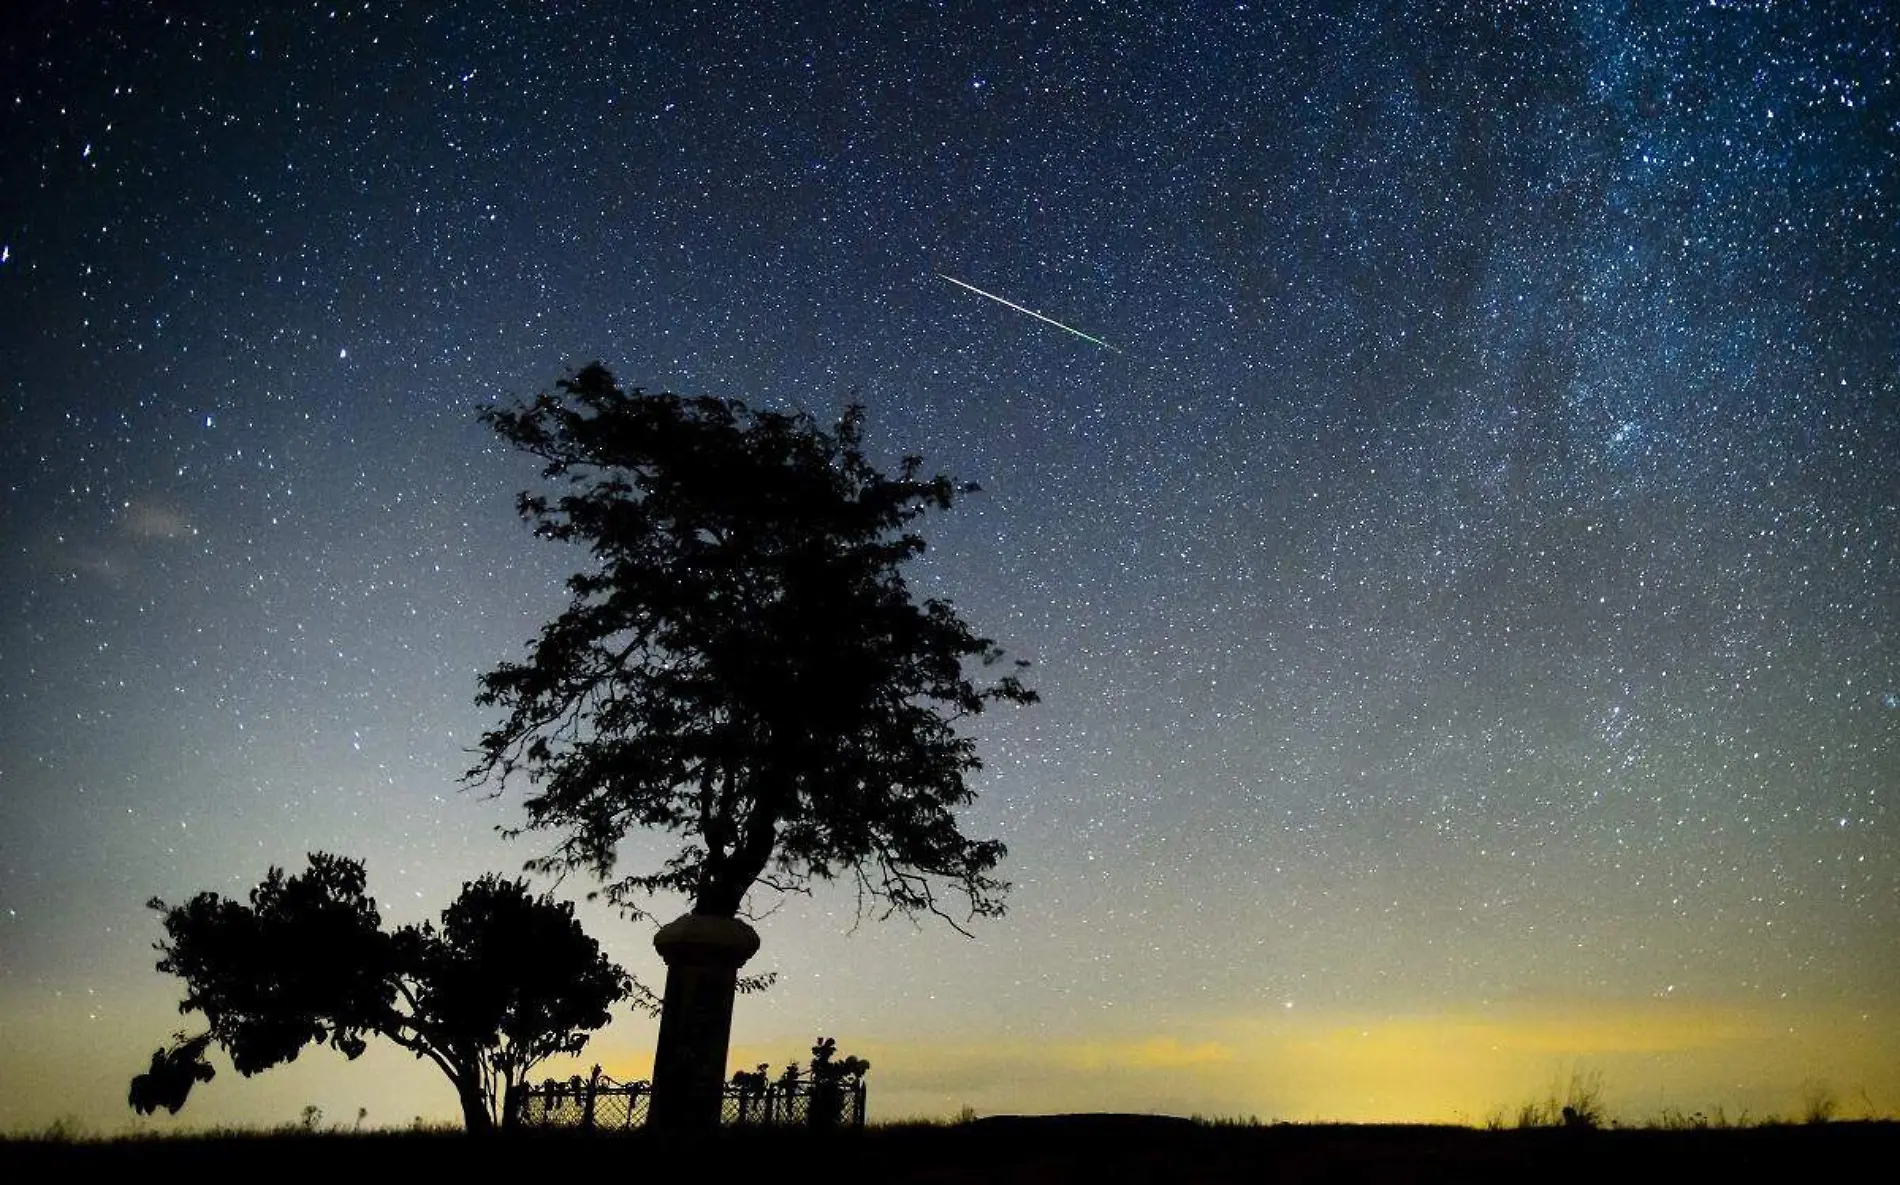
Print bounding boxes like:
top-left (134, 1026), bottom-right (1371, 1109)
top-left (468, 364), bottom-right (1035, 1126)
top-left (400, 872), bottom-right (632, 1127)
top-left (141, 853), bottom-right (630, 1132)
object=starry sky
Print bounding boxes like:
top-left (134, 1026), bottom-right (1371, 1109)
top-left (2, 0), bottom-right (1895, 1133)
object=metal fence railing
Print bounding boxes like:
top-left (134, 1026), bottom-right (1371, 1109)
top-left (520, 1068), bottom-right (866, 1131)
top-left (519, 1070), bottom-right (650, 1130)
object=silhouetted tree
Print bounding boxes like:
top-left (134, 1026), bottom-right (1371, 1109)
top-left (141, 854), bottom-right (630, 1132)
top-left (398, 871), bottom-right (632, 1129)
top-left (468, 364), bottom-right (1035, 1127)
top-left (469, 363), bottom-right (1036, 923)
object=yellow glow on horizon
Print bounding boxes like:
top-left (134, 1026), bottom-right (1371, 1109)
top-left (1062, 1036), bottom-right (1239, 1071)
top-left (16, 988), bottom-right (1893, 1135)
top-left (717, 999), bottom-right (1900, 1125)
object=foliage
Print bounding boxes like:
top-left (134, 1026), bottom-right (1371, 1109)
top-left (397, 872), bottom-right (630, 1125)
top-left (150, 853), bottom-right (395, 1075)
top-left (727, 1036), bottom-right (870, 1129)
top-left (468, 364), bottom-right (1036, 929)
top-left (624, 967), bottom-right (778, 1019)
top-left (807, 1036), bottom-right (870, 1129)
top-left (128, 1033), bottom-right (217, 1116)
top-left (141, 854), bottom-right (631, 1132)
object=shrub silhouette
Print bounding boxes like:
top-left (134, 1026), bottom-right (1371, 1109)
top-left (807, 1036), bottom-right (870, 1129)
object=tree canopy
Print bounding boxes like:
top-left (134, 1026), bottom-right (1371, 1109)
top-left (468, 363), bottom-right (1036, 927)
top-left (142, 853), bottom-right (630, 1131)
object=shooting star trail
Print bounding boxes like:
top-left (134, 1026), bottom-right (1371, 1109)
top-left (937, 274), bottom-right (1120, 353)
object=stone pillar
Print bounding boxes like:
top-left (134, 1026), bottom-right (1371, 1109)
top-left (648, 912), bottom-right (761, 1131)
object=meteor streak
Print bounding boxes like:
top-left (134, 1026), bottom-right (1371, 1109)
top-left (938, 273), bottom-right (1120, 352)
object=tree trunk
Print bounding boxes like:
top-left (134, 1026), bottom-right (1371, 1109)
top-left (500, 1077), bottom-right (525, 1132)
top-left (456, 1074), bottom-right (494, 1135)
top-left (647, 913), bottom-right (760, 1131)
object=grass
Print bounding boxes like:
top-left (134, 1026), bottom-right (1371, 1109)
top-left (6, 1115), bottom-right (1897, 1185)
top-left (6, 1113), bottom-right (467, 1145)
top-left (1479, 1067), bottom-right (1894, 1132)
top-left (1801, 1078), bottom-right (1841, 1125)
top-left (8, 1102), bottom-right (1900, 1185)
top-left (1499, 1066), bottom-right (1607, 1130)
top-left (15, 1074), bottom-right (1892, 1145)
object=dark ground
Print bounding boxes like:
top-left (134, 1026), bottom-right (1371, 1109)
top-left (5, 1114), bottom-right (1895, 1183)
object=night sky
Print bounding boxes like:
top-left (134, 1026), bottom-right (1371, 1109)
top-left (2, 1), bottom-right (1895, 1132)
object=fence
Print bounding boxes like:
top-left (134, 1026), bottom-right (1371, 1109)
top-left (520, 1067), bottom-right (866, 1131)
top-left (519, 1069), bottom-right (649, 1131)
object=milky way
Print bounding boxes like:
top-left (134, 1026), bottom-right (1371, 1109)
top-left (2, 2), bottom-right (1893, 1129)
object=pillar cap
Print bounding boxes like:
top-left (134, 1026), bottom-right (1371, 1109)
top-left (653, 912), bottom-right (761, 968)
